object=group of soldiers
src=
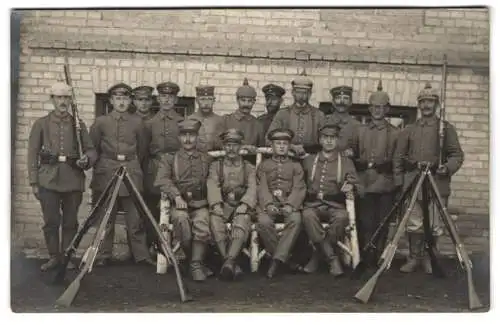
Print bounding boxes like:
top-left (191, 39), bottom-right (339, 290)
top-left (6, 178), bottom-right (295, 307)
top-left (27, 70), bottom-right (464, 283)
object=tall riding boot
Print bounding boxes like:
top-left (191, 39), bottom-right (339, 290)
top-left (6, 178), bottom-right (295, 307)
top-left (400, 233), bottom-right (421, 273)
top-left (190, 241), bottom-right (207, 282)
top-left (422, 235), bottom-right (438, 274)
top-left (320, 240), bottom-right (343, 277)
top-left (221, 237), bottom-right (246, 280)
top-left (180, 241), bottom-right (192, 276)
top-left (303, 246), bottom-right (321, 274)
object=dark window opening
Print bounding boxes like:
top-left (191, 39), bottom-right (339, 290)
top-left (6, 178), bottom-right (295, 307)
top-left (94, 94), bottom-right (196, 118)
top-left (319, 103), bottom-right (418, 129)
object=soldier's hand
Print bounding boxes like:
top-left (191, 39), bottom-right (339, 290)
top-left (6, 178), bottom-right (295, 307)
top-left (212, 203), bottom-right (224, 216)
top-left (235, 203), bottom-right (248, 214)
top-left (342, 148), bottom-right (354, 158)
top-left (417, 161), bottom-right (433, 170)
top-left (266, 204), bottom-right (280, 216)
top-left (436, 164), bottom-right (448, 176)
top-left (281, 204), bottom-right (294, 214)
top-left (31, 185), bottom-right (40, 200)
top-left (341, 183), bottom-right (354, 193)
top-left (76, 155), bottom-right (89, 169)
top-left (174, 196), bottom-right (188, 210)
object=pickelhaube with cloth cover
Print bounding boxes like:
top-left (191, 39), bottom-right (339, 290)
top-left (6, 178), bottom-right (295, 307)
top-left (291, 68), bottom-right (313, 89)
top-left (417, 82), bottom-right (439, 102)
top-left (368, 80), bottom-right (390, 106)
top-left (50, 82), bottom-right (72, 97)
top-left (236, 78), bottom-right (257, 98)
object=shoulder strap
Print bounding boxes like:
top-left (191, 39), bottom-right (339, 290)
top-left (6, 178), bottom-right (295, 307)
top-left (310, 154), bottom-right (319, 183)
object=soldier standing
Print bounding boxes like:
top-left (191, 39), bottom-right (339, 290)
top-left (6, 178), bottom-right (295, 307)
top-left (154, 119), bottom-right (213, 281)
top-left (89, 83), bottom-right (154, 267)
top-left (352, 82), bottom-right (399, 266)
top-left (257, 83), bottom-right (286, 137)
top-left (266, 71), bottom-right (325, 156)
top-left (301, 124), bottom-right (361, 276)
top-left (188, 85), bottom-right (225, 152)
top-left (142, 82), bottom-right (184, 251)
top-left (222, 78), bottom-right (264, 151)
top-left (133, 86), bottom-right (155, 121)
top-left (207, 129), bottom-right (257, 280)
top-left (255, 128), bottom-right (306, 278)
top-left (394, 83), bottom-right (464, 274)
top-left (28, 82), bottom-right (97, 271)
top-left (325, 86), bottom-right (361, 154)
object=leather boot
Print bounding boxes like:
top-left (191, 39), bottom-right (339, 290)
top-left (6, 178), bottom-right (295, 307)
top-left (267, 259), bottom-right (282, 279)
top-left (303, 248), bottom-right (320, 274)
top-left (422, 236), bottom-right (438, 274)
top-left (400, 233), bottom-right (421, 273)
top-left (190, 241), bottom-right (207, 282)
top-left (220, 258), bottom-right (235, 280)
top-left (40, 256), bottom-right (60, 272)
top-left (320, 240), bottom-right (343, 277)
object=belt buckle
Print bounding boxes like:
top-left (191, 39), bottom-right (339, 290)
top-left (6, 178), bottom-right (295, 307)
top-left (58, 155), bottom-right (67, 163)
top-left (273, 189), bottom-right (282, 197)
top-left (368, 162), bottom-right (374, 169)
top-left (117, 154), bottom-right (126, 161)
top-left (227, 192), bottom-right (235, 201)
top-left (317, 192), bottom-right (324, 200)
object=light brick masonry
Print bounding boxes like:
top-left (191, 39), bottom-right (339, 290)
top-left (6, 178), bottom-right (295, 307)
top-left (13, 8), bottom-right (489, 258)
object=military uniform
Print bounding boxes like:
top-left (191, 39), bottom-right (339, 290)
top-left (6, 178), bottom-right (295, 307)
top-left (222, 79), bottom-right (264, 147)
top-left (393, 83), bottom-right (464, 273)
top-left (133, 86), bottom-right (156, 122)
top-left (257, 84), bottom-right (286, 137)
top-left (154, 119), bottom-right (212, 281)
top-left (142, 83), bottom-right (184, 248)
top-left (266, 75), bottom-right (325, 152)
top-left (207, 129), bottom-right (257, 279)
top-left (302, 124), bottom-right (361, 276)
top-left (325, 86), bottom-right (361, 152)
top-left (89, 83), bottom-right (151, 265)
top-left (188, 85), bottom-right (225, 152)
top-left (28, 82), bottom-right (98, 271)
top-left (256, 129), bottom-right (306, 278)
top-left (352, 82), bottom-right (400, 265)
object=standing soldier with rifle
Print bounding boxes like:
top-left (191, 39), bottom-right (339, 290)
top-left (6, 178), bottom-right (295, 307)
top-left (266, 70), bottom-right (325, 156)
top-left (352, 81), bottom-right (400, 267)
top-left (325, 85), bottom-right (361, 155)
top-left (394, 80), bottom-right (464, 274)
top-left (207, 128), bottom-right (257, 280)
top-left (154, 119), bottom-right (213, 282)
top-left (143, 82), bottom-right (184, 253)
top-left (28, 81), bottom-right (97, 271)
top-left (255, 128), bottom-right (306, 278)
top-left (301, 124), bottom-right (362, 276)
top-left (89, 83), bottom-right (154, 267)
top-left (188, 85), bottom-right (225, 152)
top-left (257, 83), bottom-right (286, 139)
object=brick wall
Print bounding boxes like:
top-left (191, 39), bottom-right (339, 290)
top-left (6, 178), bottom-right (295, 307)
top-left (13, 8), bottom-right (489, 257)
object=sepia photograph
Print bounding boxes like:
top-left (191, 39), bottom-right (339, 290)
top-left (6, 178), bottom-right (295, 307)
top-left (7, 3), bottom-right (492, 315)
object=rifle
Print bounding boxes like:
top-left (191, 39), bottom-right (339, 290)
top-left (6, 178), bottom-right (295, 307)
top-left (439, 54), bottom-right (447, 166)
top-left (55, 167), bottom-right (125, 307)
top-left (53, 169), bottom-right (121, 284)
top-left (63, 58), bottom-right (84, 157)
top-left (354, 167), bottom-right (428, 303)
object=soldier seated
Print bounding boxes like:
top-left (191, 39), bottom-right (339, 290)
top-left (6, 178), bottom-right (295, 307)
top-left (154, 119), bottom-right (213, 282)
top-left (301, 124), bottom-right (362, 276)
top-left (207, 129), bottom-right (257, 280)
top-left (255, 128), bottom-right (306, 279)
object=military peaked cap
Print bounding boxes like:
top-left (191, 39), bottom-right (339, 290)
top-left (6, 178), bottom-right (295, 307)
top-left (330, 85), bottom-right (353, 98)
top-left (157, 82), bottom-right (180, 95)
top-left (262, 83), bottom-right (286, 97)
top-left (51, 82), bottom-right (72, 96)
top-left (267, 128), bottom-right (295, 141)
top-left (417, 82), bottom-right (439, 102)
top-left (132, 86), bottom-right (154, 98)
top-left (108, 83), bottom-right (132, 96)
top-left (236, 78), bottom-right (257, 98)
top-left (220, 128), bottom-right (244, 144)
top-left (319, 124), bottom-right (341, 137)
top-left (368, 81), bottom-right (390, 106)
top-left (196, 85), bottom-right (215, 97)
top-left (178, 119), bottom-right (202, 134)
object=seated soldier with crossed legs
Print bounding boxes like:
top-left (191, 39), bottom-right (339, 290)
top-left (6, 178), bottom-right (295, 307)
top-left (154, 119), bottom-right (213, 281)
top-left (207, 129), bottom-right (257, 280)
top-left (302, 124), bottom-right (362, 276)
top-left (256, 128), bottom-right (306, 279)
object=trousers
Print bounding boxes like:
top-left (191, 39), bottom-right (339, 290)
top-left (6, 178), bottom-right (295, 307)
top-left (171, 207), bottom-right (211, 245)
top-left (302, 203), bottom-right (349, 244)
top-left (357, 192), bottom-right (394, 254)
top-left (38, 187), bottom-right (82, 257)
